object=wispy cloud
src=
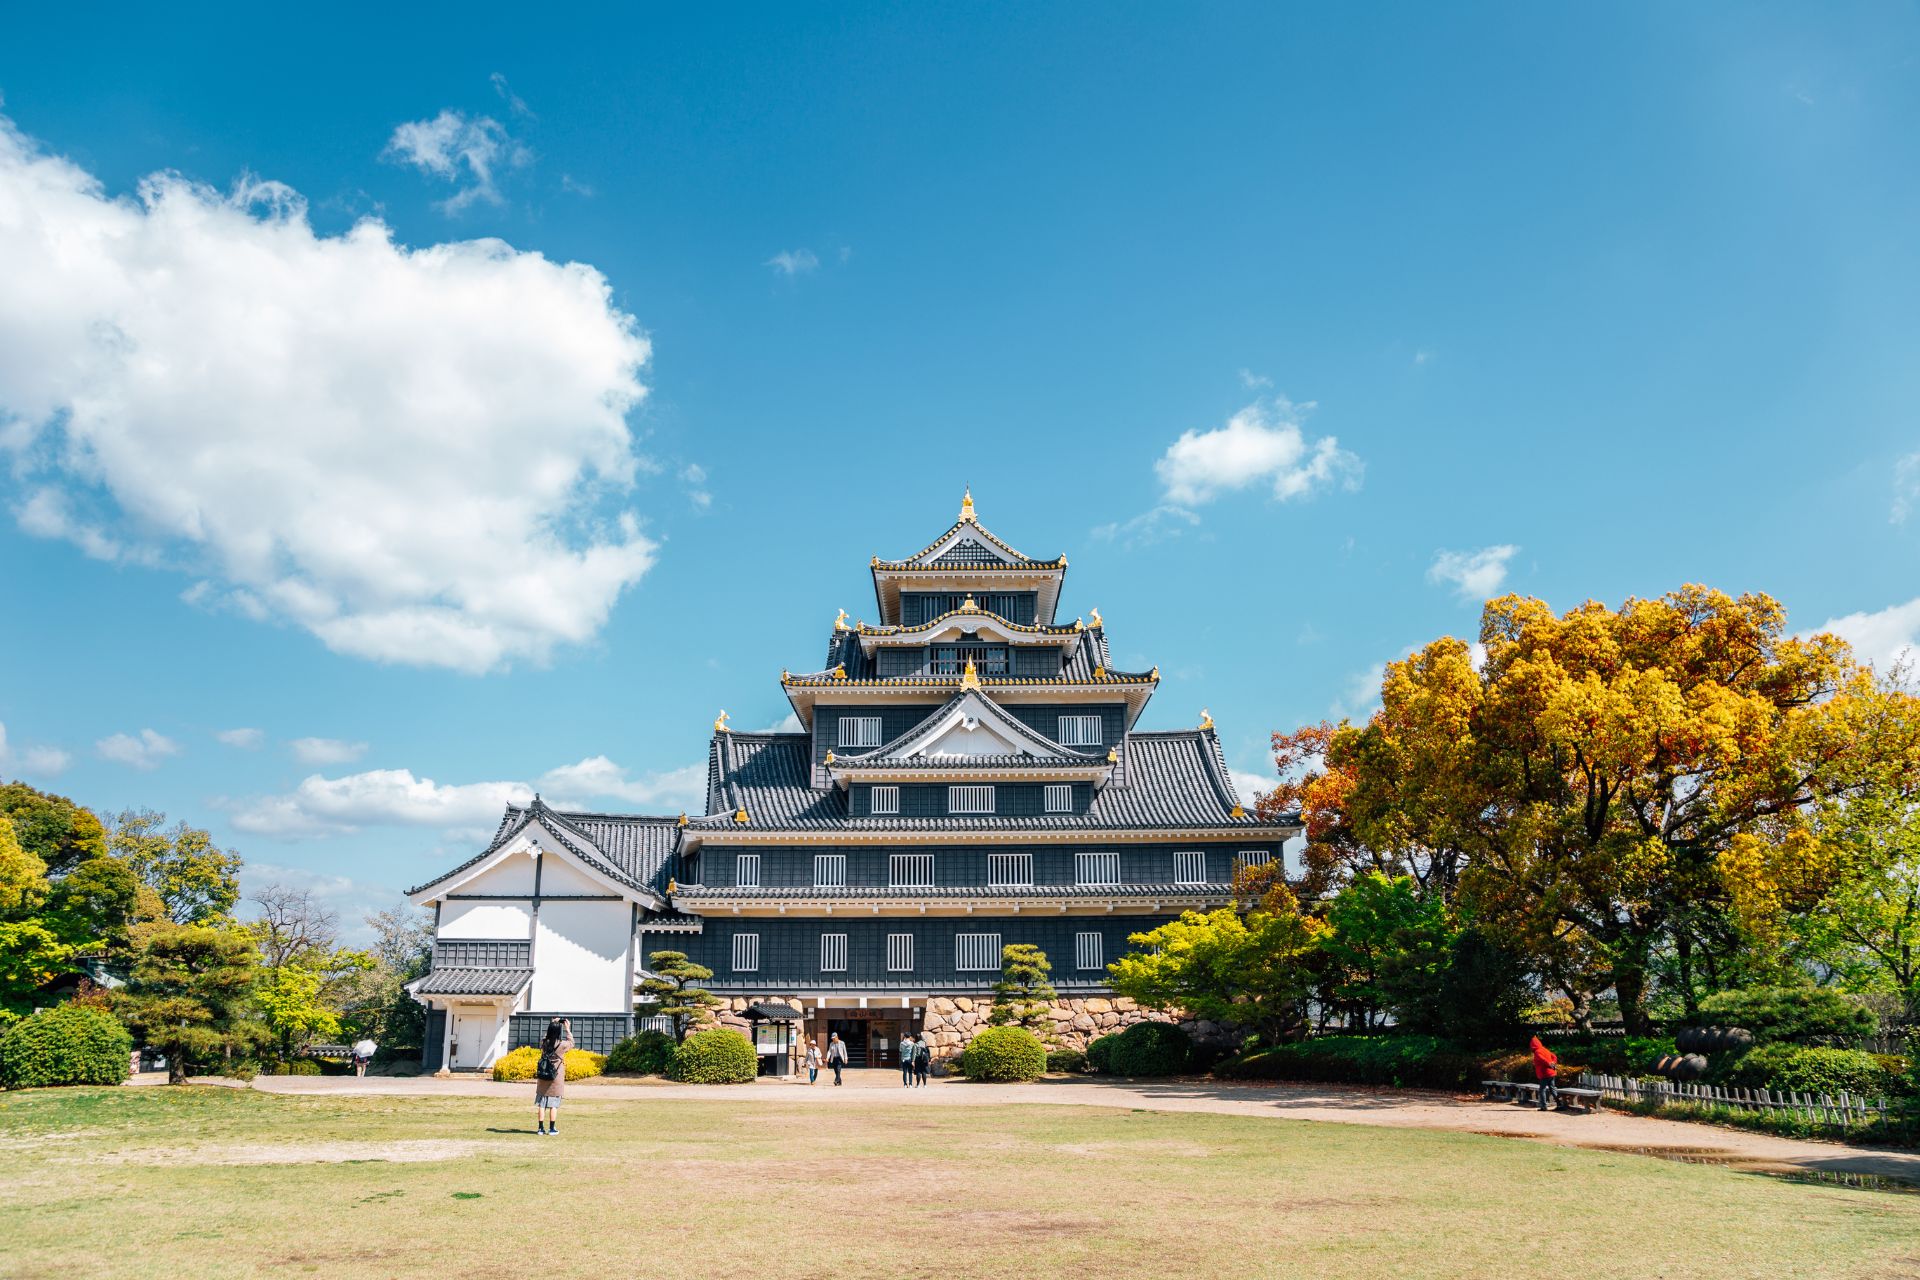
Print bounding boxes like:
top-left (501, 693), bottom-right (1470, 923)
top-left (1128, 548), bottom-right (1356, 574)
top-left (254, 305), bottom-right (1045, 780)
top-left (96, 728), bottom-right (181, 771)
top-left (216, 727), bottom-right (265, 749)
top-left (766, 248), bottom-right (819, 276)
top-left (1153, 397), bottom-right (1363, 507)
top-left (1091, 505), bottom-right (1200, 549)
top-left (1237, 368), bottom-right (1272, 389)
top-left (1412, 348), bottom-right (1435, 366)
top-left (681, 463), bottom-right (713, 511)
top-left (290, 737), bottom-right (369, 766)
top-left (1427, 545), bottom-right (1519, 602)
top-left (1894, 451), bottom-right (1920, 524)
top-left (489, 71), bottom-right (534, 119)
top-left (0, 722), bottom-right (71, 777)
top-left (383, 108), bottom-right (531, 213)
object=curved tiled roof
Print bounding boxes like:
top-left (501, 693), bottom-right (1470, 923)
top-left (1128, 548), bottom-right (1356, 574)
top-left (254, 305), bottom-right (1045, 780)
top-left (855, 607), bottom-right (1082, 639)
top-left (874, 511), bottom-right (1061, 571)
top-left (410, 967), bottom-right (533, 996)
top-left (673, 883), bottom-right (1231, 901)
top-left (407, 798), bottom-right (680, 898)
top-left (836, 689), bottom-right (1109, 768)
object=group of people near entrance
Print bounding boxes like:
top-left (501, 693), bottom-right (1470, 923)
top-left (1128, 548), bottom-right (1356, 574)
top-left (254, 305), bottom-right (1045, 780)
top-left (800, 1031), bottom-right (931, 1086)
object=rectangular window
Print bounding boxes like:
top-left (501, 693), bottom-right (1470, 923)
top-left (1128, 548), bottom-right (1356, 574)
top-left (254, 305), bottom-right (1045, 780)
top-left (731, 933), bottom-right (759, 972)
top-left (813, 854), bottom-right (846, 888)
top-left (988, 852), bottom-right (1034, 887)
top-left (838, 716), bottom-right (883, 748)
top-left (735, 854), bottom-right (760, 889)
top-left (820, 933), bottom-right (848, 972)
top-left (1075, 851), bottom-right (1119, 886)
top-left (955, 932), bottom-right (1003, 971)
top-left (1075, 931), bottom-right (1104, 971)
top-left (1236, 850), bottom-right (1275, 876)
top-left (928, 644), bottom-right (1011, 676)
top-left (1174, 851), bottom-right (1207, 885)
top-left (870, 785), bottom-right (900, 815)
top-left (887, 933), bottom-right (914, 972)
top-left (1043, 784), bottom-right (1073, 813)
top-left (890, 853), bottom-right (935, 888)
top-left (1057, 714), bottom-right (1103, 746)
top-left (949, 785), bottom-right (994, 815)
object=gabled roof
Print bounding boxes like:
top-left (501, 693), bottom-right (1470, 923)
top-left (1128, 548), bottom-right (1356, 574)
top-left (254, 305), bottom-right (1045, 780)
top-left (406, 797), bottom-right (679, 902)
top-left (409, 967), bottom-right (534, 997)
top-left (869, 492), bottom-right (1068, 624)
top-left (834, 689), bottom-right (1109, 769)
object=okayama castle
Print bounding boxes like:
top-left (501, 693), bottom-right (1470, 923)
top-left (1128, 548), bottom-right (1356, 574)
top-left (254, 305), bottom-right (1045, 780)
top-left (407, 493), bottom-right (1301, 1072)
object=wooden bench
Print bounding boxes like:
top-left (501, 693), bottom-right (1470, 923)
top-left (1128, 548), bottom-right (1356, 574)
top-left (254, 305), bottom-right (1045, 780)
top-left (1482, 1080), bottom-right (1603, 1113)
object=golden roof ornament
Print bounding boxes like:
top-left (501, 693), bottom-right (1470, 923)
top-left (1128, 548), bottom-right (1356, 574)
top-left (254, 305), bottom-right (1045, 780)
top-left (959, 486), bottom-right (976, 522)
top-left (734, 808), bottom-right (750, 824)
top-left (676, 812), bottom-right (688, 827)
top-left (1106, 747), bottom-right (1118, 764)
top-left (961, 657), bottom-right (981, 690)
top-left (1199, 708), bottom-right (1214, 731)
top-left (834, 608), bottom-right (850, 631)
top-left (1231, 804), bottom-right (1247, 819)
top-left (714, 709), bottom-right (730, 733)
top-left (1074, 617), bottom-right (1084, 632)
top-left (1150, 666), bottom-right (1160, 681)
top-left (1093, 665), bottom-right (1106, 679)
top-left (667, 877), bottom-right (678, 895)
top-left (832, 664), bottom-right (848, 680)
top-left (961, 593), bottom-right (979, 612)
top-left (824, 750), bottom-right (836, 766)
top-left (1089, 607), bottom-right (1102, 627)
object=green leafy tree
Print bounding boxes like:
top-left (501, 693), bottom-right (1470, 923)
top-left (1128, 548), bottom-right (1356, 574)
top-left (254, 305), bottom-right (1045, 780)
top-left (0, 816), bottom-right (49, 914)
top-left (0, 920), bottom-right (75, 1021)
top-left (1788, 786), bottom-right (1920, 1015)
top-left (106, 810), bottom-right (242, 925)
top-left (255, 964), bottom-right (340, 1059)
top-left (114, 924), bottom-right (266, 1083)
top-left (1110, 886), bottom-right (1327, 1042)
top-left (40, 855), bottom-right (141, 954)
top-left (1318, 872), bottom-right (1456, 1028)
top-left (636, 950), bottom-right (721, 1041)
top-left (338, 905), bottom-right (435, 1047)
top-left (987, 943), bottom-right (1057, 1033)
top-left (0, 782), bottom-right (108, 878)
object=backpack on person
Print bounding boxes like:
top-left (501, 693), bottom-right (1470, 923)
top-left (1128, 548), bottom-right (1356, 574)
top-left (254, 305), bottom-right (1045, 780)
top-left (536, 1049), bottom-right (562, 1082)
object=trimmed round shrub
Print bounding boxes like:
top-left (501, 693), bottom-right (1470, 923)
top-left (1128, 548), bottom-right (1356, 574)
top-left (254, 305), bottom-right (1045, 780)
top-left (1715, 1043), bottom-right (1907, 1097)
top-left (669, 1028), bottom-right (757, 1083)
top-left (0, 1004), bottom-right (133, 1089)
top-left (960, 1026), bottom-right (1047, 1081)
top-left (491, 1046), bottom-right (607, 1083)
top-left (1108, 1021), bottom-right (1193, 1077)
top-left (1086, 1032), bottom-right (1120, 1074)
top-left (606, 1028), bottom-right (676, 1075)
top-left (1046, 1047), bottom-right (1088, 1074)
top-left (1692, 988), bottom-right (1877, 1042)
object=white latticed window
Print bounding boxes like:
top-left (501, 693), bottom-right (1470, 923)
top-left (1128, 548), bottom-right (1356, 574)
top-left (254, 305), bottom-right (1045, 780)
top-left (820, 933), bottom-right (849, 972)
top-left (1043, 784), bottom-right (1072, 813)
top-left (955, 932), bottom-right (1003, 971)
top-left (813, 854), bottom-right (846, 888)
top-left (735, 854), bottom-right (760, 888)
top-left (1075, 851), bottom-right (1119, 886)
top-left (1174, 851), bottom-right (1207, 884)
top-left (1075, 931), bottom-right (1104, 971)
top-left (732, 933), bottom-right (759, 972)
top-left (988, 853), bottom-right (1034, 887)
top-left (871, 785), bottom-right (900, 815)
top-left (1236, 850), bottom-right (1274, 875)
top-left (891, 854), bottom-right (935, 888)
top-left (838, 716), bottom-right (883, 748)
top-left (949, 785), bottom-right (994, 815)
top-left (887, 933), bottom-right (914, 972)
top-left (1057, 714), bottom-right (1102, 746)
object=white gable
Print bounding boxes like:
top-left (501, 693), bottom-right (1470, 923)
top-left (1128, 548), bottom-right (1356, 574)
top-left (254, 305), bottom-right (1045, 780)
top-left (882, 691), bottom-right (1076, 761)
top-left (410, 812), bottom-right (655, 906)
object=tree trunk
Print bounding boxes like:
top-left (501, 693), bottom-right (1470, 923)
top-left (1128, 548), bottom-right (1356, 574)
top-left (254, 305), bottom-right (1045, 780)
top-left (1674, 928), bottom-right (1699, 1019)
top-left (168, 1048), bottom-right (187, 1085)
top-left (1614, 961), bottom-right (1651, 1036)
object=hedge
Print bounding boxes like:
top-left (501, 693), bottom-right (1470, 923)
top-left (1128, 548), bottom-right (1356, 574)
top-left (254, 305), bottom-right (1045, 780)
top-left (1215, 1034), bottom-right (1492, 1089)
top-left (0, 1005), bottom-right (133, 1089)
top-left (1046, 1047), bottom-right (1088, 1074)
top-left (1108, 1022), bottom-right (1193, 1077)
top-left (960, 1026), bottom-right (1047, 1081)
top-left (669, 1028), bottom-right (758, 1083)
top-left (1692, 988), bottom-right (1878, 1042)
top-left (606, 1028), bottom-right (677, 1075)
top-left (1087, 1032), bottom-right (1120, 1075)
top-left (1711, 1043), bottom-right (1909, 1098)
top-left (491, 1047), bottom-right (606, 1083)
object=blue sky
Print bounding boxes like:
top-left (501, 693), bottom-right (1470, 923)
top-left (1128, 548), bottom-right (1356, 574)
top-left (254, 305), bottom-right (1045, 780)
top-left (2, 5), bottom-right (1917, 939)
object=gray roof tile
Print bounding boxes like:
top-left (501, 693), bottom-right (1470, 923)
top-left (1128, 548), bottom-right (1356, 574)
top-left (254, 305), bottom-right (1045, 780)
top-left (412, 967), bottom-right (534, 996)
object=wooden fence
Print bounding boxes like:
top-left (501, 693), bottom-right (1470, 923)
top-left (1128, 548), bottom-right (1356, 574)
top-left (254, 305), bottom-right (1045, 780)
top-left (1579, 1071), bottom-right (1899, 1127)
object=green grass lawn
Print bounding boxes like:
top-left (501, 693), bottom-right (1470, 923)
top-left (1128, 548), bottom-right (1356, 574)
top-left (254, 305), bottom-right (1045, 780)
top-left (2, 1087), bottom-right (1917, 1279)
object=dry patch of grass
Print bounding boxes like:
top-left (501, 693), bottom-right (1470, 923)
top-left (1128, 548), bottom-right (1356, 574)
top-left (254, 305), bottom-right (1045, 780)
top-left (0, 1086), bottom-right (1916, 1279)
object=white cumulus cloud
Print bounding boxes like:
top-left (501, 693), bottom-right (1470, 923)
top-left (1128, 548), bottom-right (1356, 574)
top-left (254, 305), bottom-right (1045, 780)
top-left (1428, 544), bottom-right (1520, 602)
top-left (0, 723), bottom-right (71, 778)
top-left (383, 109), bottom-right (531, 213)
top-left (290, 737), bottom-right (370, 766)
top-left (537, 756), bottom-right (707, 810)
top-left (229, 769), bottom-right (535, 838)
top-left (96, 728), bottom-right (181, 771)
top-left (1816, 597), bottom-right (1920, 678)
top-left (216, 727), bottom-right (265, 749)
top-left (1153, 397), bottom-right (1362, 507)
top-left (0, 112), bottom-right (659, 673)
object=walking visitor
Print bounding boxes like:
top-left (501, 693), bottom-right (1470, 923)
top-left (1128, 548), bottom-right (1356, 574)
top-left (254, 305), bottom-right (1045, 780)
top-left (899, 1033), bottom-right (917, 1086)
top-left (1530, 1034), bottom-right (1559, 1112)
top-left (913, 1035), bottom-right (931, 1087)
top-left (826, 1032), bottom-right (848, 1085)
top-left (351, 1036), bottom-right (376, 1077)
top-left (805, 1039), bottom-right (821, 1085)
top-left (535, 1017), bottom-right (573, 1136)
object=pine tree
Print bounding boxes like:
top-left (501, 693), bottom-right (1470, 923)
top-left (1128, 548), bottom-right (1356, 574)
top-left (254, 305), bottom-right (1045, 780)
top-left (113, 923), bottom-right (267, 1083)
top-left (987, 943), bottom-right (1056, 1034)
top-left (636, 950), bottom-right (721, 1041)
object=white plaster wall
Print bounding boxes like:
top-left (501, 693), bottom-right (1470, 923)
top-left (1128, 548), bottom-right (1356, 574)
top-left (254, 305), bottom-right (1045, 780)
top-left (533, 900), bottom-right (631, 1012)
top-left (535, 854), bottom-right (607, 897)
top-left (440, 899), bottom-right (532, 940)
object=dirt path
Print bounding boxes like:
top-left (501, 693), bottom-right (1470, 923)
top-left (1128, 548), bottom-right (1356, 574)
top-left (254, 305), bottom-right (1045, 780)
top-left (246, 1071), bottom-right (1920, 1183)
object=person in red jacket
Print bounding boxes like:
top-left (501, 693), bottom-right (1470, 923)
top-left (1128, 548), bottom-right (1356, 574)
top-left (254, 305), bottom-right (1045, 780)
top-left (1530, 1035), bottom-right (1559, 1112)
